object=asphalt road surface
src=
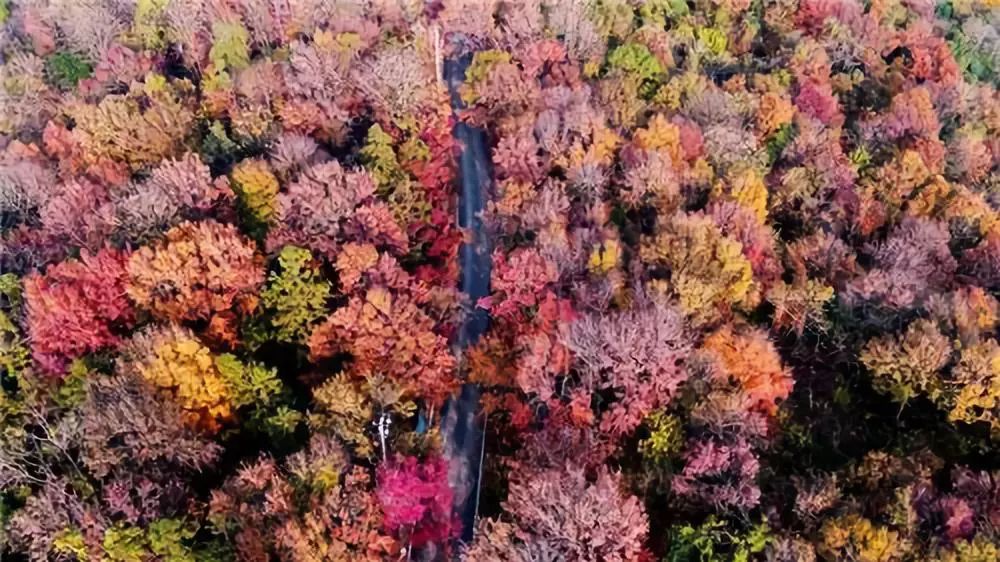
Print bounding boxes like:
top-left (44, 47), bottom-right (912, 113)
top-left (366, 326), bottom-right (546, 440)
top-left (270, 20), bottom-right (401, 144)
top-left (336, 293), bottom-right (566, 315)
top-left (439, 53), bottom-right (491, 547)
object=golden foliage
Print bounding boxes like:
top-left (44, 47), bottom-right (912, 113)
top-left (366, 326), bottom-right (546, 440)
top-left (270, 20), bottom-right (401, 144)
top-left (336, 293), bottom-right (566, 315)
top-left (946, 339), bottom-right (1000, 436)
top-left (633, 114), bottom-right (684, 164)
top-left (588, 239), bottom-right (622, 275)
top-left (819, 515), bottom-right (908, 562)
top-left (231, 159), bottom-right (280, 225)
top-left (935, 537), bottom-right (1000, 562)
top-left (125, 326), bottom-right (233, 433)
top-left (640, 212), bottom-right (754, 324)
top-left (310, 373), bottom-right (375, 457)
top-left (757, 92), bottom-right (795, 134)
top-left (767, 279), bottom-right (834, 335)
top-left (716, 166), bottom-right (768, 223)
top-left (67, 84), bottom-right (194, 170)
top-left (861, 319), bottom-right (952, 405)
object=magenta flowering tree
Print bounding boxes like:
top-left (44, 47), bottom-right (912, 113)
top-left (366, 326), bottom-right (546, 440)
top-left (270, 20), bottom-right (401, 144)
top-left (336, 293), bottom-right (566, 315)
top-left (377, 455), bottom-right (458, 550)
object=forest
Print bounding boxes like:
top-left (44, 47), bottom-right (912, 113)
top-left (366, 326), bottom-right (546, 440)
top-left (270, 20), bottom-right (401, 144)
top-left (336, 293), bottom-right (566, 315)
top-left (0, 0), bottom-right (999, 560)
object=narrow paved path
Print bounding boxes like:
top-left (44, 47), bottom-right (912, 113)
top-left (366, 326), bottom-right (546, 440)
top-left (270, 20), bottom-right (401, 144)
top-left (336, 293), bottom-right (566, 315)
top-left (439, 54), bottom-right (491, 546)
